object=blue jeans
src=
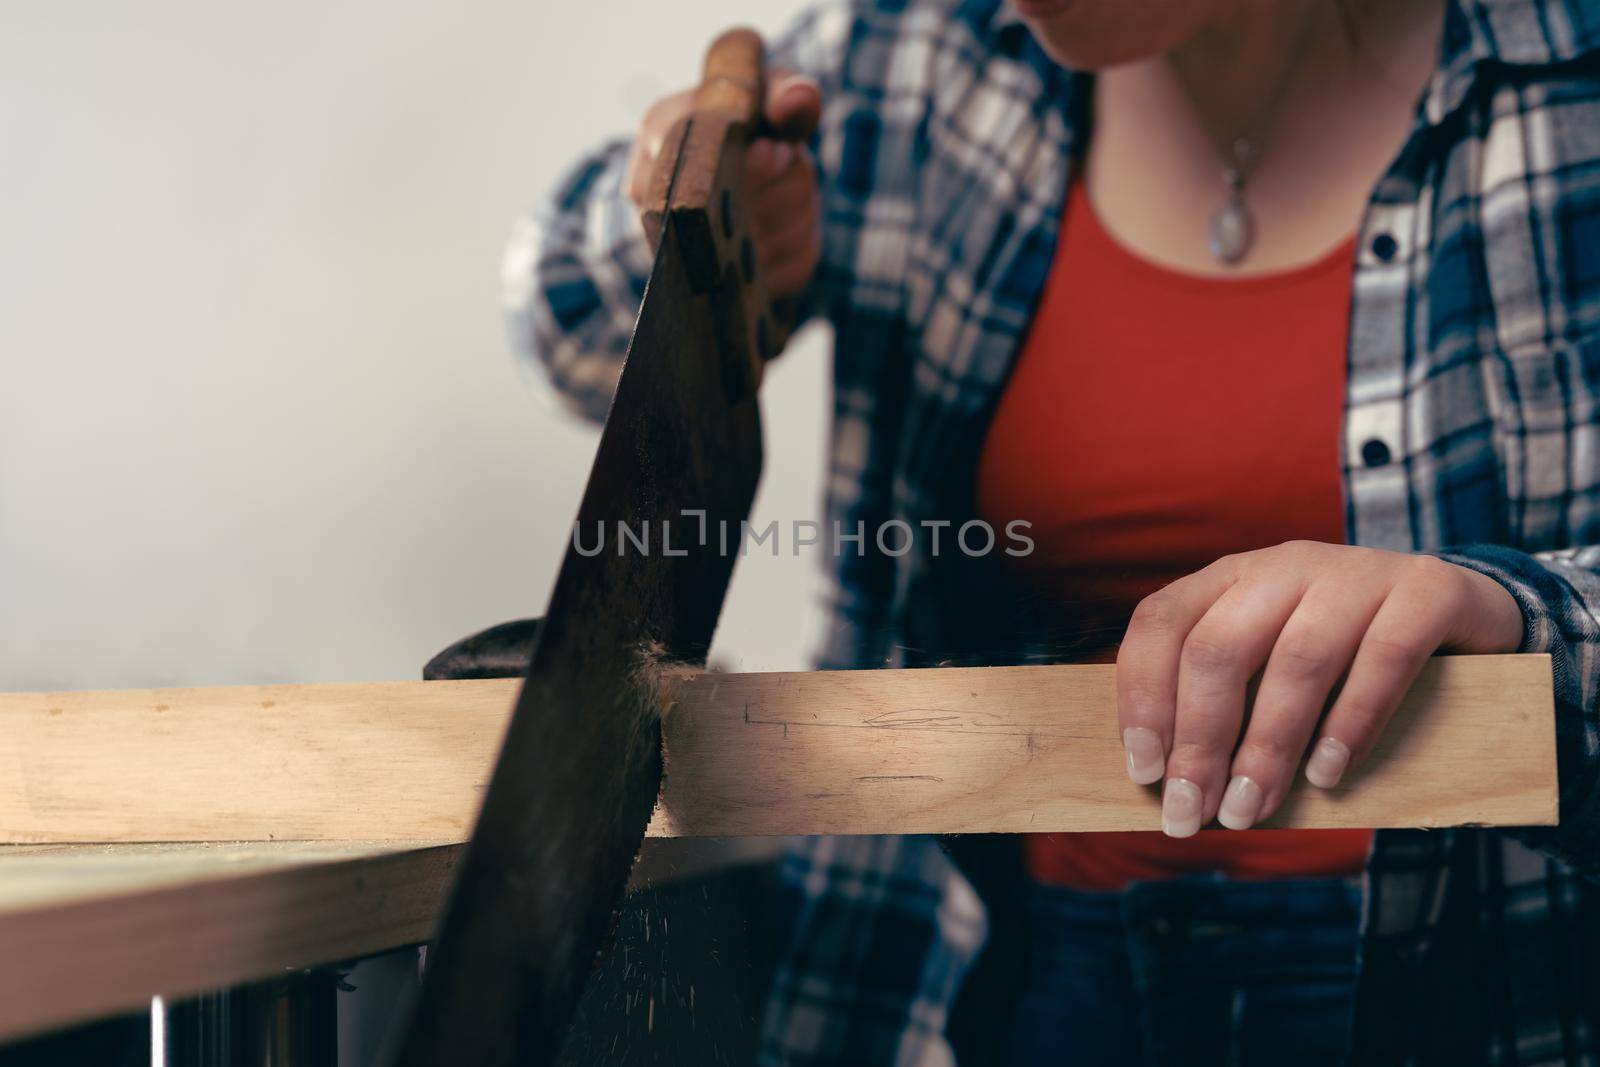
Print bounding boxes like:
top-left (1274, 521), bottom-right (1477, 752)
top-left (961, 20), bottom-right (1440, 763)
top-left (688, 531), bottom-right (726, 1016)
top-left (1003, 875), bottom-right (1363, 1067)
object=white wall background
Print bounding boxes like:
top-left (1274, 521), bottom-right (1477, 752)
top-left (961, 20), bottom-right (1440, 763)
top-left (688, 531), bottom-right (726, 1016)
top-left (0, 0), bottom-right (829, 692)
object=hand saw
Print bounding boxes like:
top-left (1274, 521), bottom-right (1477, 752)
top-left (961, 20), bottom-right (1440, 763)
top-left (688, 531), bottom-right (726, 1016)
top-left (392, 27), bottom-right (787, 1067)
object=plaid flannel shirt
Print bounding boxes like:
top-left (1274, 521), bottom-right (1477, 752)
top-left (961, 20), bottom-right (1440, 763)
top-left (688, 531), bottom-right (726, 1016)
top-left (505, 0), bottom-right (1600, 1062)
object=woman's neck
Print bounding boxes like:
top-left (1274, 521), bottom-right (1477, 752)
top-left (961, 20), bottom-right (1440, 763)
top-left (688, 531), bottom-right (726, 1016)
top-left (1166, 0), bottom-right (1446, 153)
top-left (1167, 0), bottom-right (1327, 152)
top-left (1084, 0), bottom-right (1446, 275)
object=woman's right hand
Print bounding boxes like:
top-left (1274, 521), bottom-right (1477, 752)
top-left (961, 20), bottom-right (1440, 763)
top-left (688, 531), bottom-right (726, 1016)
top-left (624, 72), bottom-right (824, 302)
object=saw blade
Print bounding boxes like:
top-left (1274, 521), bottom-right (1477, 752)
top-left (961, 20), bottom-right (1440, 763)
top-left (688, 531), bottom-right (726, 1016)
top-left (393, 199), bottom-right (763, 1066)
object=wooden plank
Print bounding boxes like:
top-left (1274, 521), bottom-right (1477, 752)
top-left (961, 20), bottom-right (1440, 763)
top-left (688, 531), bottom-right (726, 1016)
top-left (0, 837), bottom-right (775, 1044)
top-left (0, 679), bottom-right (510, 844)
top-left (650, 655), bottom-right (1558, 835)
top-left (0, 656), bottom-right (1556, 845)
top-left (0, 842), bottom-right (457, 1043)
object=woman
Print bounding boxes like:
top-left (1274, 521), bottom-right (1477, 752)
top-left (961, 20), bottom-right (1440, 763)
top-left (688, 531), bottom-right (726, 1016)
top-left (508, 0), bottom-right (1600, 1063)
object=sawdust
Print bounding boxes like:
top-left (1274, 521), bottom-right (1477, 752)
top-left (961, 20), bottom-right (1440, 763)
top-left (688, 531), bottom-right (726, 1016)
top-left (632, 639), bottom-right (705, 719)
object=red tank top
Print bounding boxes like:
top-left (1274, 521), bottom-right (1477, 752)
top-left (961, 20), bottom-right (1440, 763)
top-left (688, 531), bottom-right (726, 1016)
top-left (973, 179), bottom-right (1372, 890)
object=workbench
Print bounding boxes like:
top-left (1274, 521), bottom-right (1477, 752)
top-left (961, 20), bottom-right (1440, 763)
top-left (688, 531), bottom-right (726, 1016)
top-left (0, 655), bottom-right (1558, 1059)
top-left (0, 841), bottom-right (454, 1044)
top-left (0, 837), bottom-right (778, 1058)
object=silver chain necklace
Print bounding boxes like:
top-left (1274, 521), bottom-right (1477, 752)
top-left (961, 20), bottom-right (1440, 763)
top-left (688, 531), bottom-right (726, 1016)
top-left (1183, 9), bottom-right (1325, 266)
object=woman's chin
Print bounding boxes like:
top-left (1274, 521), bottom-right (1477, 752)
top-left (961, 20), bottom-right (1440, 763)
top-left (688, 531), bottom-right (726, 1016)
top-left (1023, 30), bottom-right (1161, 72)
top-left (1011, 0), bottom-right (1213, 71)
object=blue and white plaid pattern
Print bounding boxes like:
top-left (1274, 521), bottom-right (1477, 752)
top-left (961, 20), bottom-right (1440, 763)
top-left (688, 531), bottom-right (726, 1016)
top-left (506, 1), bottom-right (1600, 1062)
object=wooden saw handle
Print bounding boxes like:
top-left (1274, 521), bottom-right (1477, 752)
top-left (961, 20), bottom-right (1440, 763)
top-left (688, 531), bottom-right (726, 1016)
top-left (642, 27), bottom-right (794, 399)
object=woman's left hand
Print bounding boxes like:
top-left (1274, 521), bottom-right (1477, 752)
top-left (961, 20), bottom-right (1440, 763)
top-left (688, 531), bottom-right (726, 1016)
top-left (1114, 540), bottom-right (1525, 837)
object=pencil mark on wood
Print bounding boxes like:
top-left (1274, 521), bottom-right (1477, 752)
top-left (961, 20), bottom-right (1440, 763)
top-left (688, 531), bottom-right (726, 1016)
top-left (856, 775), bottom-right (945, 783)
top-left (733, 707), bottom-right (1097, 742)
top-left (865, 708), bottom-right (966, 729)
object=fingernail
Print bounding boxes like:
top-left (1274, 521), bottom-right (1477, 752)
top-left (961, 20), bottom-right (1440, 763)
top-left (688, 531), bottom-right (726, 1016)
top-left (1122, 727), bottom-right (1165, 785)
top-left (1161, 778), bottom-right (1203, 838)
top-left (1305, 738), bottom-right (1351, 789)
top-left (1217, 776), bottom-right (1264, 830)
top-left (773, 74), bottom-right (815, 100)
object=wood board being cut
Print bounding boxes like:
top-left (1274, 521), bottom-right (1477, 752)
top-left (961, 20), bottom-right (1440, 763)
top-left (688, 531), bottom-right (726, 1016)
top-left (0, 655), bottom-right (1556, 842)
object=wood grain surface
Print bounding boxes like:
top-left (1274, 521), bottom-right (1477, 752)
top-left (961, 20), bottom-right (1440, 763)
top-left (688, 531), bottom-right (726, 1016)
top-left (0, 655), bottom-right (1557, 844)
top-left (0, 841), bottom-right (456, 1042)
top-left (649, 654), bottom-right (1559, 835)
top-left (0, 679), bottom-right (509, 843)
top-left (0, 836), bottom-right (779, 1045)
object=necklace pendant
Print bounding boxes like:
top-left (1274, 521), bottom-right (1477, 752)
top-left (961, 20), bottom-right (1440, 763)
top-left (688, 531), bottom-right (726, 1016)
top-left (1208, 187), bottom-right (1254, 265)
